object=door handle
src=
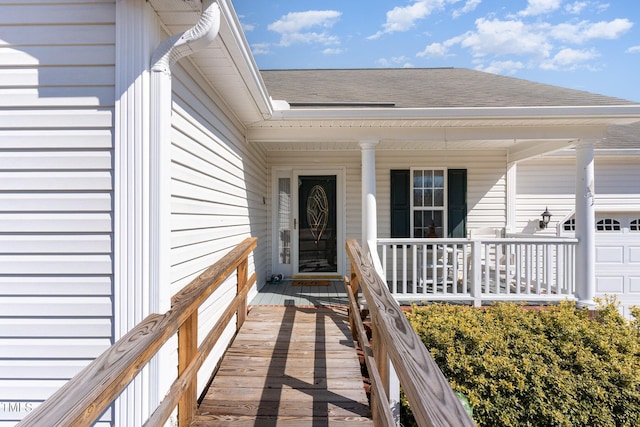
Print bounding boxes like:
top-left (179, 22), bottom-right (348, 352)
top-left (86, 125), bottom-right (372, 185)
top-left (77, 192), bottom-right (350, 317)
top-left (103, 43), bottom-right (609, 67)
top-left (294, 218), bottom-right (297, 229)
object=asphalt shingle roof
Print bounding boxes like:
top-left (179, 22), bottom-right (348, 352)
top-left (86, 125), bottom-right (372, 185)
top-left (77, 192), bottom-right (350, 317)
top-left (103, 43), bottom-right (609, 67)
top-left (260, 68), bottom-right (636, 108)
top-left (260, 68), bottom-right (639, 149)
top-left (601, 121), bottom-right (640, 149)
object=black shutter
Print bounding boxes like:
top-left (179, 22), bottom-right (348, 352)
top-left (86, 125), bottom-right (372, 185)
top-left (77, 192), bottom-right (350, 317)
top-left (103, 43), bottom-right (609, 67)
top-left (447, 169), bottom-right (467, 238)
top-left (390, 170), bottom-right (410, 238)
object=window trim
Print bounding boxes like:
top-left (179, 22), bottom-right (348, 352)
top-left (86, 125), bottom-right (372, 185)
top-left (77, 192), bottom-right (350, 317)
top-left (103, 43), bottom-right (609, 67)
top-left (409, 167), bottom-right (448, 238)
top-left (596, 218), bottom-right (621, 232)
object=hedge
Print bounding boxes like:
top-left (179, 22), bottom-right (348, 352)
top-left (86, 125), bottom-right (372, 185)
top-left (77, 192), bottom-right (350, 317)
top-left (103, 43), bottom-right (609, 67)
top-left (401, 299), bottom-right (640, 427)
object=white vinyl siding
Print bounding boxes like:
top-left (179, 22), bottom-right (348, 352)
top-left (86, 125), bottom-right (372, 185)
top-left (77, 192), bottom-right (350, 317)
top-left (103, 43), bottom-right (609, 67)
top-left (170, 63), bottom-right (268, 396)
top-left (0, 0), bottom-right (116, 424)
top-left (515, 155), bottom-right (640, 234)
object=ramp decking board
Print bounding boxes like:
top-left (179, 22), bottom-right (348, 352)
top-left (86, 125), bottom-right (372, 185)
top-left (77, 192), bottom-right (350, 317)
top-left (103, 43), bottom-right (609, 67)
top-left (193, 306), bottom-right (373, 426)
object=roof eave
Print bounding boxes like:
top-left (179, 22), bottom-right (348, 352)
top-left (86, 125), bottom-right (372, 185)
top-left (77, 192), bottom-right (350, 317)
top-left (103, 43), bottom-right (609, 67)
top-left (270, 105), bottom-right (640, 124)
top-left (217, 0), bottom-right (273, 119)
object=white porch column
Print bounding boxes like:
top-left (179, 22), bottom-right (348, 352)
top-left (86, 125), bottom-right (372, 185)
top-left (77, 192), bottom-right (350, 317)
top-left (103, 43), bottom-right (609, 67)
top-left (575, 141), bottom-right (596, 306)
top-left (359, 139), bottom-right (400, 424)
top-left (506, 162), bottom-right (517, 234)
top-left (360, 140), bottom-right (379, 253)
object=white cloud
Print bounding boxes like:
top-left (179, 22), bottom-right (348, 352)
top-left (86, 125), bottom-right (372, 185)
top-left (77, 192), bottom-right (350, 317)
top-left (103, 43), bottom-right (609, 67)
top-left (551, 18), bottom-right (633, 44)
top-left (251, 43), bottom-right (271, 55)
top-left (369, 0), bottom-right (466, 39)
top-left (417, 42), bottom-right (450, 57)
top-left (476, 60), bottom-right (524, 75)
top-left (540, 48), bottom-right (598, 69)
top-left (268, 10), bottom-right (340, 33)
top-left (268, 10), bottom-right (342, 46)
top-left (627, 45), bottom-right (640, 53)
top-left (452, 0), bottom-right (482, 18)
top-left (418, 12), bottom-right (631, 71)
top-left (280, 32), bottom-right (340, 47)
top-left (518, 0), bottom-right (563, 17)
top-left (323, 48), bottom-right (344, 55)
top-left (565, 1), bottom-right (588, 14)
top-left (375, 58), bottom-right (392, 67)
top-left (376, 56), bottom-right (415, 68)
top-left (459, 18), bottom-right (553, 58)
top-left (242, 23), bottom-right (255, 32)
top-left (584, 18), bottom-right (633, 40)
top-left (369, 1), bottom-right (430, 39)
top-left (383, 2), bottom-right (430, 32)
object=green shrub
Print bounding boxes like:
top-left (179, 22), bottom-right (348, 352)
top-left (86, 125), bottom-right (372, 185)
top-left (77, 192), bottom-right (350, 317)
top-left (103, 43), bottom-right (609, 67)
top-left (402, 300), bottom-right (640, 427)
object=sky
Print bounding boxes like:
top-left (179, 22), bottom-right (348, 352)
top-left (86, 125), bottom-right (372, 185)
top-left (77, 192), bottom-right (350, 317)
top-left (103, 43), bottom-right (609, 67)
top-left (232, 0), bottom-right (640, 102)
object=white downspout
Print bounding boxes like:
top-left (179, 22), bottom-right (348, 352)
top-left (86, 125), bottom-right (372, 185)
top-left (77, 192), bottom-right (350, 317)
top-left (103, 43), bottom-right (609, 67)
top-left (149, 0), bottom-right (220, 312)
top-left (147, 0), bottom-right (221, 414)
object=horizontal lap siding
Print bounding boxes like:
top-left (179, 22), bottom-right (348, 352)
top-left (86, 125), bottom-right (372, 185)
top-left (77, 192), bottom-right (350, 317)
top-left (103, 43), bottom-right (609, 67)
top-left (0, 1), bottom-right (115, 424)
top-left (376, 150), bottom-right (507, 237)
top-left (516, 155), bottom-right (640, 233)
top-left (171, 64), bottom-right (267, 396)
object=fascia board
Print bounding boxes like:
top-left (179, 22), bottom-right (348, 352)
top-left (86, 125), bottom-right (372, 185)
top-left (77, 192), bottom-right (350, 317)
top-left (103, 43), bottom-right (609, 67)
top-left (547, 149), bottom-right (640, 156)
top-left (270, 105), bottom-right (640, 123)
top-left (217, 0), bottom-right (273, 118)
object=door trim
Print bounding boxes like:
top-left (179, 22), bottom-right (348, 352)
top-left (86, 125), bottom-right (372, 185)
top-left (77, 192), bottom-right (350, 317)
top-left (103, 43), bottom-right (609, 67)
top-left (271, 167), bottom-right (345, 278)
top-left (293, 168), bottom-right (345, 276)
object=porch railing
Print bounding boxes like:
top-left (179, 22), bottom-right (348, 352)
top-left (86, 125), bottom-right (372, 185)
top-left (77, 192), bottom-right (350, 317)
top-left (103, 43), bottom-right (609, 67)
top-left (17, 237), bottom-right (257, 427)
top-left (346, 239), bottom-right (475, 426)
top-left (376, 237), bottom-right (578, 306)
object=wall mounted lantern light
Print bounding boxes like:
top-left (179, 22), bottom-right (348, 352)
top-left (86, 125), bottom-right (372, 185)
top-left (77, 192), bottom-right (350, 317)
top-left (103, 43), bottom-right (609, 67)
top-left (539, 207), bottom-right (552, 229)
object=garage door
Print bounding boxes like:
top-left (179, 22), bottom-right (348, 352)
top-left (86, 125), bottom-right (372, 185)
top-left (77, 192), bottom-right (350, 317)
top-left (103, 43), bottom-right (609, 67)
top-left (594, 214), bottom-right (640, 318)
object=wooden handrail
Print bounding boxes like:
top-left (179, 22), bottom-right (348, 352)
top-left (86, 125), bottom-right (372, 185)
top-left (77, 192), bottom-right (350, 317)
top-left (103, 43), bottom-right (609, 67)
top-left (346, 239), bottom-right (474, 427)
top-left (17, 237), bottom-right (258, 427)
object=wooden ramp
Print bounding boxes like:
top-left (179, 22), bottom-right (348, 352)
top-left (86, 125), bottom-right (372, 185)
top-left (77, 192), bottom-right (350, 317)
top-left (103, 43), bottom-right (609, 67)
top-left (192, 306), bottom-right (373, 426)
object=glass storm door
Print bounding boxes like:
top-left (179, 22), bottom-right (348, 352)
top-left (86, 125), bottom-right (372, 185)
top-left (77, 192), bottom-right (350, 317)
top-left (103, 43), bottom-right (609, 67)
top-left (296, 175), bottom-right (337, 273)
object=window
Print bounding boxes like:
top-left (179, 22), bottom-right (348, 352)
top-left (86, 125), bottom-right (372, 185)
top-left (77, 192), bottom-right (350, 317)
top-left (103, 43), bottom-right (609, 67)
top-left (277, 177), bottom-right (291, 264)
top-left (631, 219), bottom-right (640, 232)
top-left (563, 218), bottom-right (575, 231)
top-left (596, 218), bottom-right (621, 231)
top-left (390, 169), bottom-right (466, 238)
top-left (412, 169), bottom-right (445, 238)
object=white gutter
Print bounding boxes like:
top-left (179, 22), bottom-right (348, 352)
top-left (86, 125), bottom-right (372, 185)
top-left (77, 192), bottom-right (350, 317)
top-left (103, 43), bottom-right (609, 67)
top-left (548, 149), bottom-right (640, 156)
top-left (217, 0), bottom-right (273, 118)
top-left (270, 105), bottom-right (640, 123)
top-left (149, 0), bottom-right (221, 314)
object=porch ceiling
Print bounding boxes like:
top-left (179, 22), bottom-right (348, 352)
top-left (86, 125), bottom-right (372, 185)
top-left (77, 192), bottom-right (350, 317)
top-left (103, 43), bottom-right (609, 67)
top-left (247, 120), bottom-right (612, 155)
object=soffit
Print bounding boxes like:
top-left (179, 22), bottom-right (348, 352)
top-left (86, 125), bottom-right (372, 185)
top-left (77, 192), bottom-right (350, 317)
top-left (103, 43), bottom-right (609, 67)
top-left (147, 0), bottom-right (270, 125)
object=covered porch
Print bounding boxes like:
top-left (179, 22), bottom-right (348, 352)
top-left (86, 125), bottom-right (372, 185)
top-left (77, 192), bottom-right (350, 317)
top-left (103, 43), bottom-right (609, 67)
top-left (355, 136), bottom-right (599, 307)
top-left (254, 114), bottom-right (635, 309)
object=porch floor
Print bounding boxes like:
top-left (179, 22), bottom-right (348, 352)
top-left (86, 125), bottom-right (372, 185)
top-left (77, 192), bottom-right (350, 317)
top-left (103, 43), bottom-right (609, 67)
top-left (192, 305), bottom-right (373, 426)
top-left (250, 279), bottom-right (349, 307)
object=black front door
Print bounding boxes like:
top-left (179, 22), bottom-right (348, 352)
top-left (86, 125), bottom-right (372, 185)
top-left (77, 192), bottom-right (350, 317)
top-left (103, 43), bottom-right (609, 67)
top-left (297, 175), bottom-right (337, 273)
